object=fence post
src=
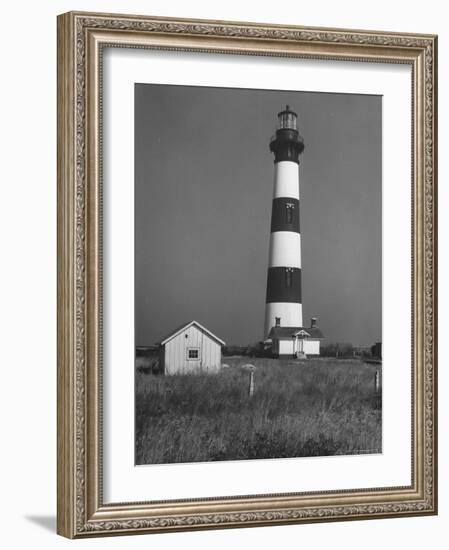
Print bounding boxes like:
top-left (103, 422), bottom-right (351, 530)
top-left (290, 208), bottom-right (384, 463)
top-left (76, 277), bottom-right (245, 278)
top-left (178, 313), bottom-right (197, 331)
top-left (248, 369), bottom-right (255, 398)
top-left (374, 369), bottom-right (380, 393)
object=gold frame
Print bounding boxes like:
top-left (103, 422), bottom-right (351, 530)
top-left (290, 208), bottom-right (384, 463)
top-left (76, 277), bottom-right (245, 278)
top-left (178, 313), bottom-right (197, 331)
top-left (57, 11), bottom-right (438, 538)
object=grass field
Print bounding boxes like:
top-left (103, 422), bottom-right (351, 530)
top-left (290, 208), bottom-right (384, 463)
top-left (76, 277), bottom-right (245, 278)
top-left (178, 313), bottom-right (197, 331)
top-left (135, 357), bottom-right (382, 465)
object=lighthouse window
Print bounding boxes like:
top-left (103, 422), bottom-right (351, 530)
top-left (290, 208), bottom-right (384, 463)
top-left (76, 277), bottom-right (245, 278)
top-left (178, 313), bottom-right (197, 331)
top-left (286, 203), bottom-right (294, 224)
top-left (285, 269), bottom-right (293, 288)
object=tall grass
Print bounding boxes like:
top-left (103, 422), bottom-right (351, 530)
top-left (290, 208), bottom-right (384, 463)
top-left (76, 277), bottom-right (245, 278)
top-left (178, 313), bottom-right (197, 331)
top-left (135, 357), bottom-right (381, 465)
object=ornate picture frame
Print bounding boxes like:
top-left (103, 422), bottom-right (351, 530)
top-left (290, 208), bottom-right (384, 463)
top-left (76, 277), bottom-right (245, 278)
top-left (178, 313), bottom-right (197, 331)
top-left (57, 11), bottom-right (437, 538)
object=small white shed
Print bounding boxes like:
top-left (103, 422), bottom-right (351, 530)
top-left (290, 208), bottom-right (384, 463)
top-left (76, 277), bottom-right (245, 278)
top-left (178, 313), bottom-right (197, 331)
top-left (159, 321), bottom-right (225, 375)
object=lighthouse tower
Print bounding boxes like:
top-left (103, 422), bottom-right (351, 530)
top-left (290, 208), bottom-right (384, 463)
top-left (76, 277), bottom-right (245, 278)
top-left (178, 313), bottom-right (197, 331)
top-left (264, 106), bottom-right (305, 337)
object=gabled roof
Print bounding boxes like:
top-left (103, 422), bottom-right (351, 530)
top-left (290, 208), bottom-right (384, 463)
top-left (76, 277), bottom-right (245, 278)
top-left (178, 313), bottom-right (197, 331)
top-left (268, 326), bottom-right (324, 339)
top-left (160, 320), bottom-right (226, 346)
top-left (294, 329), bottom-right (312, 337)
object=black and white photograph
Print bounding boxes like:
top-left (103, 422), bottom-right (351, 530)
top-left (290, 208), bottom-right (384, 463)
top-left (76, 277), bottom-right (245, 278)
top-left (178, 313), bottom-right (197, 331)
top-left (2, 0), bottom-right (441, 543)
top-left (134, 83), bottom-right (382, 465)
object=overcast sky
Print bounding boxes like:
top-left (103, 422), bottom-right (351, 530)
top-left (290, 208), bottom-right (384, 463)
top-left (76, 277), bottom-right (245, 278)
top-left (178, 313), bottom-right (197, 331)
top-left (135, 84), bottom-right (382, 347)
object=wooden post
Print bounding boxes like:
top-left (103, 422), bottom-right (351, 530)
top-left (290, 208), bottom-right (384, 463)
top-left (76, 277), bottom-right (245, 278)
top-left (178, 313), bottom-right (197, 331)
top-left (248, 370), bottom-right (255, 398)
top-left (374, 369), bottom-right (380, 393)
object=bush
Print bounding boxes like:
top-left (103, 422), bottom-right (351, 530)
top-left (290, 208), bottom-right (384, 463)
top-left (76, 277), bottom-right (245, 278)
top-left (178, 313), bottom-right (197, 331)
top-left (321, 342), bottom-right (355, 358)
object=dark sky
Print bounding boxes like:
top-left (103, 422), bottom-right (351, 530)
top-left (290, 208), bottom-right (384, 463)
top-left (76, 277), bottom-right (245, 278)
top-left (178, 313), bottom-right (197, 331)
top-left (135, 84), bottom-right (382, 347)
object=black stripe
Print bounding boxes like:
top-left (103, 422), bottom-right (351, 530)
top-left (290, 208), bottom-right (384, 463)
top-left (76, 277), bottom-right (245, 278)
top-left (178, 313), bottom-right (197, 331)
top-left (270, 198), bottom-right (300, 233)
top-left (266, 267), bottom-right (302, 303)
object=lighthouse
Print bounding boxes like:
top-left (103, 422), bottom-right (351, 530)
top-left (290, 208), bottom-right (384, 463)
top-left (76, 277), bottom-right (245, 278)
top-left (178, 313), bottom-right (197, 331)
top-left (264, 106), bottom-right (304, 338)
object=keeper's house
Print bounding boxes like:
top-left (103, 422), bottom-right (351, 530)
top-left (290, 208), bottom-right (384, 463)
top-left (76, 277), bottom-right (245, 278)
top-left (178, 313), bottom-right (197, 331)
top-left (268, 317), bottom-right (324, 358)
top-left (159, 321), bottom-right (225, 375)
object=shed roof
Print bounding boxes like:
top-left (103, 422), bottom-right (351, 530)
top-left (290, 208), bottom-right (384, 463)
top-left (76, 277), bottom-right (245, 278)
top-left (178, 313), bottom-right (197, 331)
top-left (268, 326), bottom-right (324, 340)
top-left (159, 320), bottom-right (226, 346)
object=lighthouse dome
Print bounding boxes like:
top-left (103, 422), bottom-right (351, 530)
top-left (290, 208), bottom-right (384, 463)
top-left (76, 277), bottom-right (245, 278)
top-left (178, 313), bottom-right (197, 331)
top-left (277, 105), bottom-right (298, 130)
top-left (270, 105), bottom-right (304, 162)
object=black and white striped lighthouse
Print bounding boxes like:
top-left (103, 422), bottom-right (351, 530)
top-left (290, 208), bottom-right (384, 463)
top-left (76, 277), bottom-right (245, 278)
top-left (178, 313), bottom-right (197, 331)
top-left (264, 106), bottom-right (305, 337)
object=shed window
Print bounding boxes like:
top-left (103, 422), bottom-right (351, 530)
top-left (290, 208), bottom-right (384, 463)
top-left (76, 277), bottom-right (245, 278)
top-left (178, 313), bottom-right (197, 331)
top-left (187, 348), bottom-right (200, 360)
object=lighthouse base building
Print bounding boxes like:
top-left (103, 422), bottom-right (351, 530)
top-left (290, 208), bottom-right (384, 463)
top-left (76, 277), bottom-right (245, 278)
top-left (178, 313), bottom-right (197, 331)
top-left (267, 317), bottom-right (324, 358)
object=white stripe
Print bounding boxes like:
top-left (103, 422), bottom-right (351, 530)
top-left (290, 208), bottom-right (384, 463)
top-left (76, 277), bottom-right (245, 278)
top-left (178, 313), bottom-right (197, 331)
top-left (264, 303), bottom-right (303, 338)
top-left (273, 161), bottom-right (300, 199)
top-left (268, 232), bottom-right (301, 268)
